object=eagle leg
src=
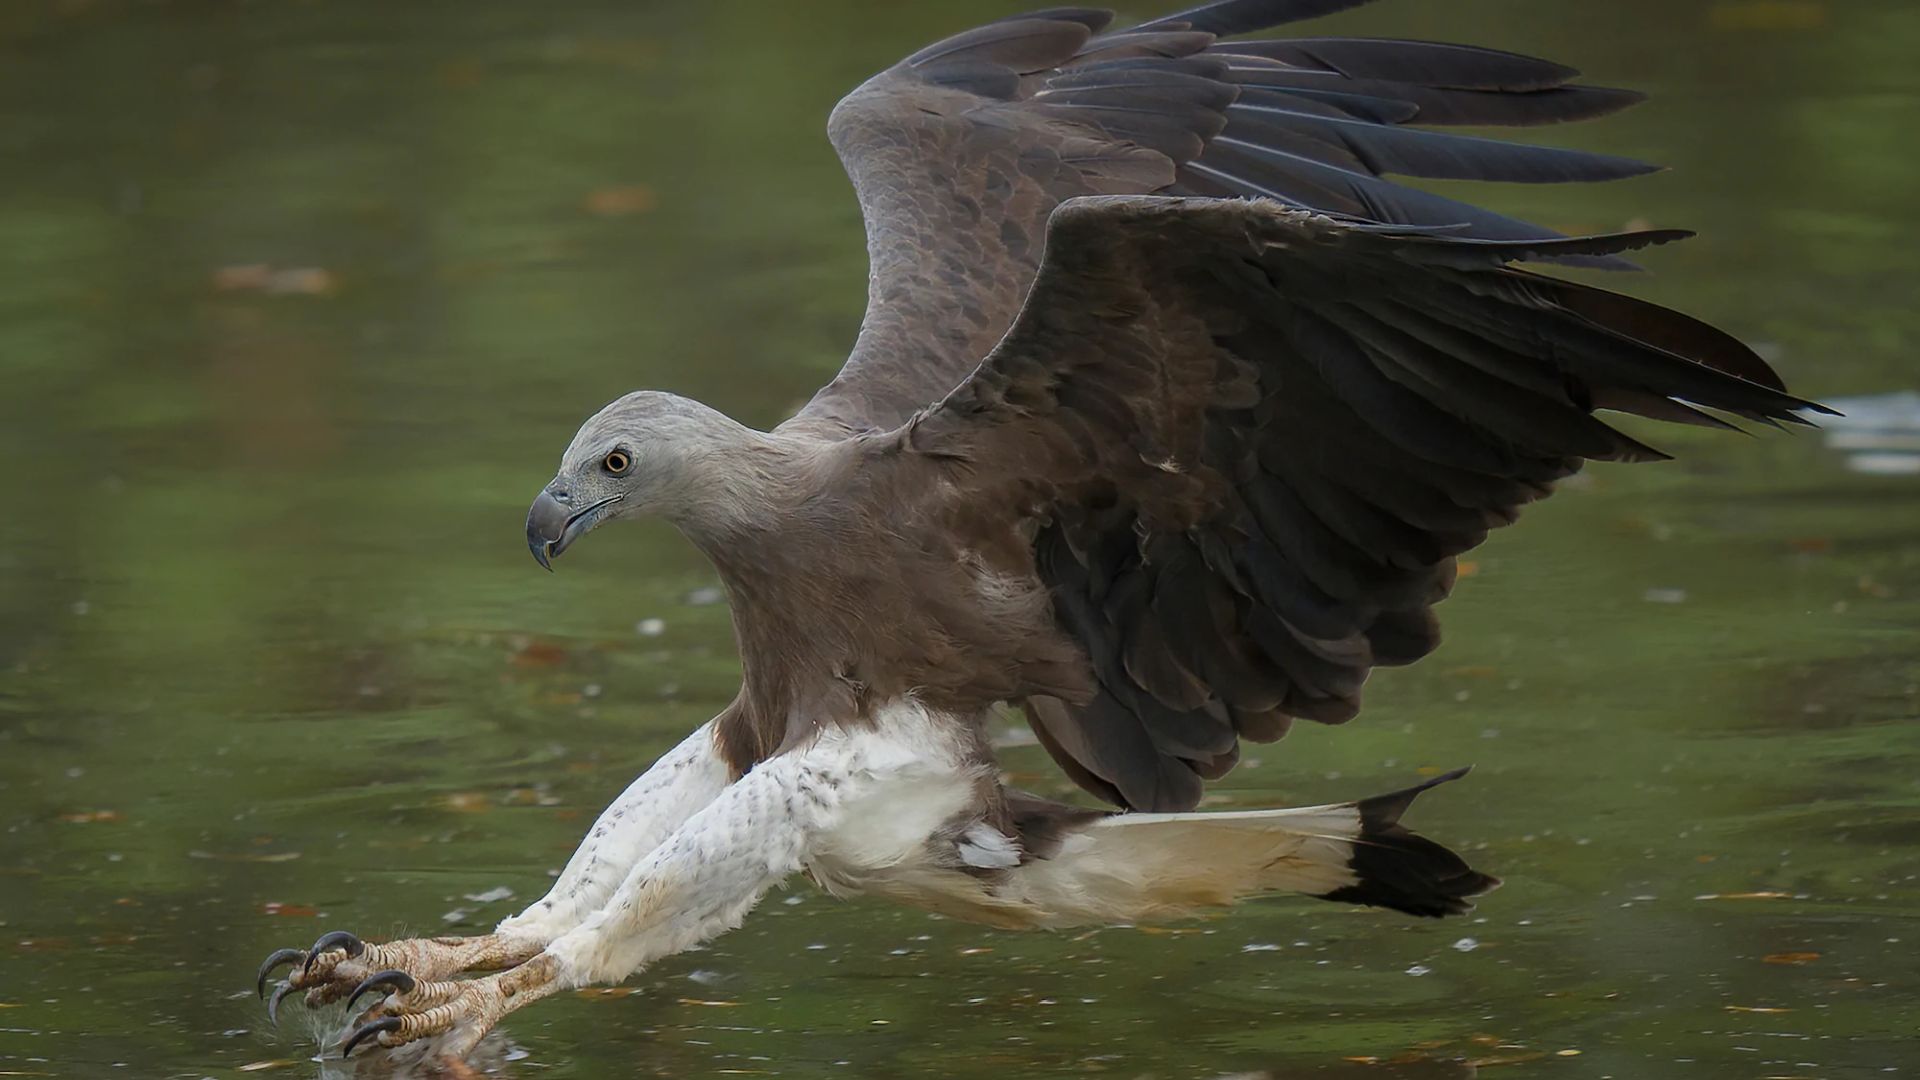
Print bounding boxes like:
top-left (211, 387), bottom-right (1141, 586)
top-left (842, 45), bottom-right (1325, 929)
top-left (252, 719), bottom-right (735, 1038)
top-left (343, 717), bottom-right (873, 1060)
top-left (338, 954), bottom-right (563, 1062)
top-left (255, 930), bottom-right (543, 1019)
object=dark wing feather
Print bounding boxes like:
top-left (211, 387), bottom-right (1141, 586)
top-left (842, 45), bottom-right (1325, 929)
top-left (787, 0), bottom-right (1665, 436)
top-left (1137, 0), bottom-right (1385, 35)
top-left (897, 197), bottom-right (1825, 811)
top-left (1213, 37), bottom-right (1581, 90)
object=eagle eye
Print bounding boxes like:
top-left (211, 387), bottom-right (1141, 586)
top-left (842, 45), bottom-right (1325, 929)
top-left (603, 449), bottom-right (633, 475)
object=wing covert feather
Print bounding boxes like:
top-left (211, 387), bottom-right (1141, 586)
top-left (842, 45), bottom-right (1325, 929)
top-left (787, 0), bottom-right (1661, 436)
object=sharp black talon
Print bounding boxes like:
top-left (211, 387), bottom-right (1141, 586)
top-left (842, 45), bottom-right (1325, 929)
top-left (346, 969), bottom-right (417, 1012)
top-left (342, 1016), bottom-right (403, 1058)
top-left (266, 981), bottom-right (297, 1026)
top-left (255, 947), bottom-right (306, 997)
top-left (303, 929), bottom-right (366, 973)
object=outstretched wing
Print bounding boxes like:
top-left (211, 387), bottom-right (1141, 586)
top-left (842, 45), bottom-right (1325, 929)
top-left (901, 196), bottom-right (1827, 812)
top-left (788, 0), bottom-right (1653, 436)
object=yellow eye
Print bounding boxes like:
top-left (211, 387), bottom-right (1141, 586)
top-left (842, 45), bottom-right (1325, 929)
top-left (603, 450), bottom-right (632, 474)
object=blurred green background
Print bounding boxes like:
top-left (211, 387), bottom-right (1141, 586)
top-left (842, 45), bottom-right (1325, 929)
top-left (1, 0), bottom-right (1917, 1077)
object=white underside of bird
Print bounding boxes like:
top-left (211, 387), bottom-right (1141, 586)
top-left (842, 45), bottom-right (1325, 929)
top-left (509, 699), bottom-right (1379, 990)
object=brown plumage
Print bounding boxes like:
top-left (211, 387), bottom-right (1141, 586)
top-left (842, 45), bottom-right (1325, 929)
top-left (530, 0), bottom-right (1823, 811)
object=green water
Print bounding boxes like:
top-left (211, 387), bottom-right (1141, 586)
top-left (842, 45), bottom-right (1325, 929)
top-left (3, 0), bottom-right (1917, 1077)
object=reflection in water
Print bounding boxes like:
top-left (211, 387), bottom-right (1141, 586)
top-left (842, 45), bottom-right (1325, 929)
top-left (321, 1045), bottom-right (1478, 1080)
top-left (1821, 391), bottom-right (1920, 475)
top-left (308, 1026), bottom-right (1486, 1080)
top-left (321, 1029), bottom-right (526, 1080)
top-left (2, 0), bottom-right (1919, 1077)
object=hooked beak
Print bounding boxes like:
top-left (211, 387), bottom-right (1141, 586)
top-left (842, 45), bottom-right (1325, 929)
top-left (526, 489), bottom-right (624, 571)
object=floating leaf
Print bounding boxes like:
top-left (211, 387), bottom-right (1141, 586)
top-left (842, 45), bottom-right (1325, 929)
top-left (676, 998), bottom-right (741, 1008)
top-left (436, 59), bottom-right (486, 89)
top-left (212, 264), bottom-right (272, 290)
top-left (1692, 891), bottom-right (1793, 901)
top-left (211, 265), bottom-right (337, 296)
top-left (188, 850), bottom-right (301, 863)
top-left (260, 902), bottom-right (317, 917)
top-left (584, 185), bottom-right (657, 217)
top-left (56, 810), bottom-right (121, 824)
top-left (510, 641), bottom-right (569, 668)
top-left (1727, 1005), bottom-right (1793, 1013)
top-left (443, 792), bottom-right (491, 814)
top-left (238, 1061), bottom-right (295, 1072)
top-left (1762, 951), bottom-right (1821, 965)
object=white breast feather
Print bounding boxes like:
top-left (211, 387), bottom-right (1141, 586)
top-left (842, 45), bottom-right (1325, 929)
top-left (804, 699), bottom-right (987, 893)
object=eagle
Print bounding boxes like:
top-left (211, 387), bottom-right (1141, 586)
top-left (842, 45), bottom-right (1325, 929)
top-left (257, 0), bottom-right (1822, 1062)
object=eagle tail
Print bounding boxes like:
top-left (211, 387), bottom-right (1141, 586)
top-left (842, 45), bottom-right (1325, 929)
top-left (1001, 768), bottom-right (1497, 926)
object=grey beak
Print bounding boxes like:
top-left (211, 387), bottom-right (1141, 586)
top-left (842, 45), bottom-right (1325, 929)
top-left (526, 488), bottom-right (625, 571)
top-left (526, 489), bottom-right (569, 571)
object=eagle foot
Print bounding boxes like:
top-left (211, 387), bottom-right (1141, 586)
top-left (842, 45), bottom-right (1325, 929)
top-left (339, 955), bottom-right (561, 1060)
top-left (255, 930), bottom-right (540, 1025)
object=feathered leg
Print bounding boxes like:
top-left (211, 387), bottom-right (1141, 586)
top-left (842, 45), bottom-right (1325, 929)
top-left (339, 724), bottom-right (868, 1061)
top-left (255, 720), bottom-right (730, 1022)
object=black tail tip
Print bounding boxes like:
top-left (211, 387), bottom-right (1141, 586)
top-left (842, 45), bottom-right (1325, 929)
top-left (1320, 766), bottom-right (1501, 918)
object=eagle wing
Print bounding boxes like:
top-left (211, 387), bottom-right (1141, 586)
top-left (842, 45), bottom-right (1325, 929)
top-left (786, 0), bottom-right (1654, 436)
top-left (901, 196), bottom-right (1825, 812)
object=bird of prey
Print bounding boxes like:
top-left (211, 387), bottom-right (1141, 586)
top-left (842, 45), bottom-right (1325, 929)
top-left (258, 0), bottom-right (1824, 1061)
